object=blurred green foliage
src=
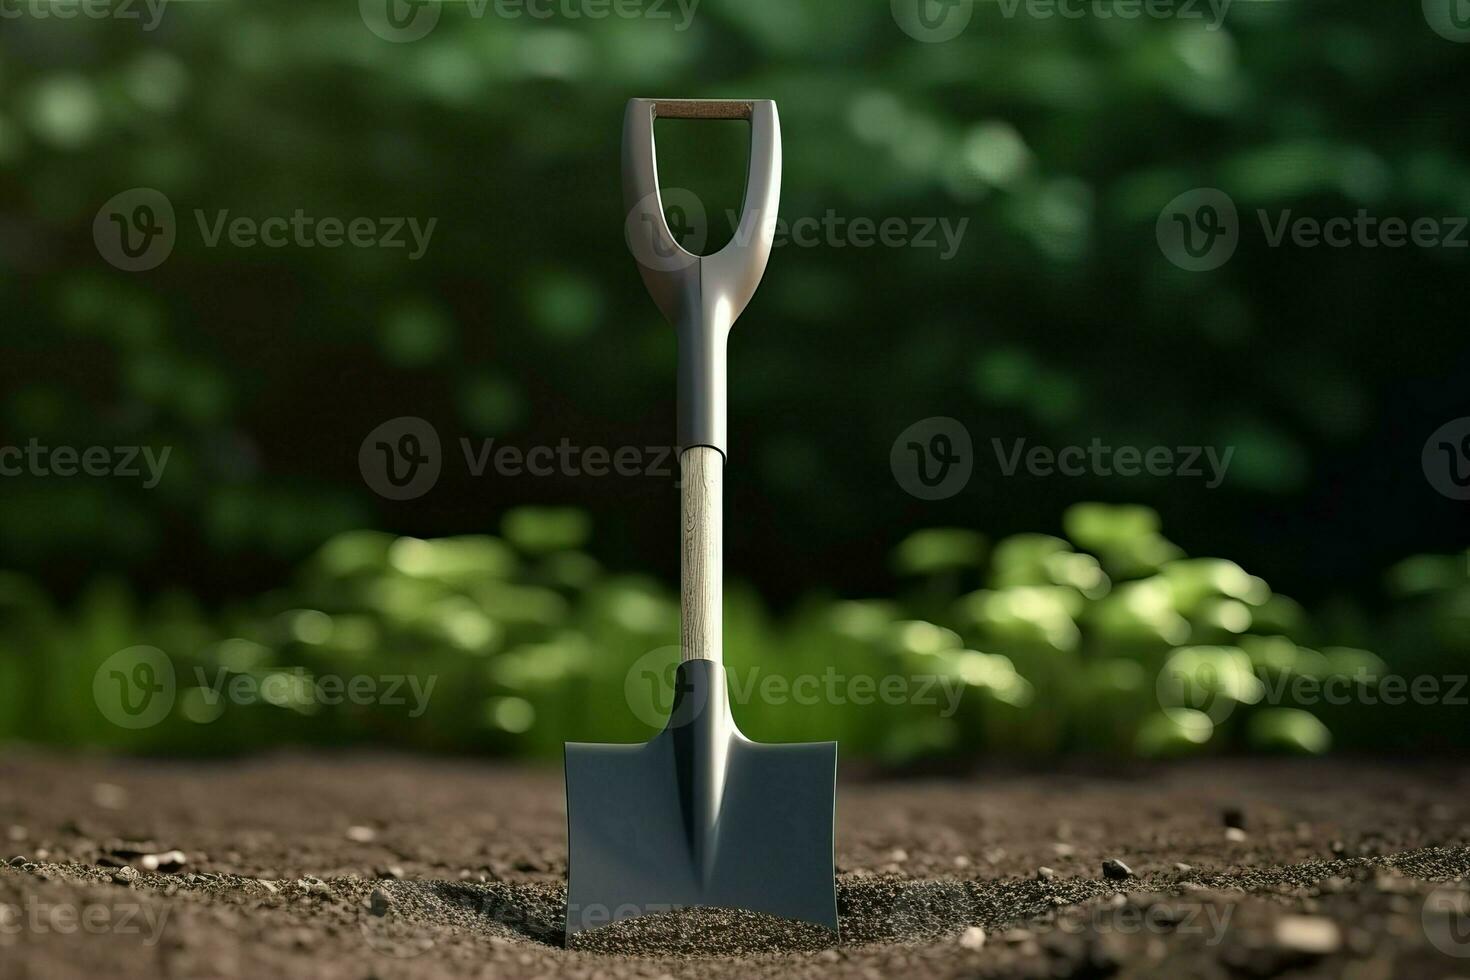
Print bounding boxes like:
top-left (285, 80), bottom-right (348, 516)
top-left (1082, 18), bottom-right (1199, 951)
top-left (3, 503), bottom-right (1466, 762)
top-left (1, 0), bottom-right (1468, 605)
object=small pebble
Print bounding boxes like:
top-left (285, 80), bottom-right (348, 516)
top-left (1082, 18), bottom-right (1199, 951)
top-left (1102, 858), bottom-right (1134, 881)
top-left (1036, 867), bottom-right (1057, 880)
top-left (92, 783), bottom-right (129, 810)
top-left (8, 855), bottom-right (26, 867)
top-left (369, 887), bottom-right (393, 916)
top-left (959, 926), bottom-right (986, 950)
top-left (1274, 915), bottom-right (1341, 955)
top-left (301, 876), bottom-right (333, 899)
top-left (346, 826), bottom-right (377, 843)
top-left (260, 880), bottom-right (278, 895)
top-left (1175, 862), bottom-right (1193, 872)
top-left (1225, 827), bottom-right (1248, 843)
top-left (377, 865), bottom-right (405, 880)
top-left (887, 848), bottom-right (909, 863)
top-left (113, 866), bottom-right (140, 885)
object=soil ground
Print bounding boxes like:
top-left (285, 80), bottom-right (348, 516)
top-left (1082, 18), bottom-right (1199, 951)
top-left (2, 751), bottom-right (1469, 979)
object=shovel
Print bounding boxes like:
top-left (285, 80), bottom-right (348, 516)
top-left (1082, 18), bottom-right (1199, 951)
top-left (563, 98), bottom-right (838, 941)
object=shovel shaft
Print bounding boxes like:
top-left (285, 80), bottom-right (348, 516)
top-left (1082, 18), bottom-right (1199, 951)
top-left (680, 446), bottom-right (722, 663)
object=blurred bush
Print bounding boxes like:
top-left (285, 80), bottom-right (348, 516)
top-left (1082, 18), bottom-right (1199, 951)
top-left (4, 503), bottom-right (1463, 763)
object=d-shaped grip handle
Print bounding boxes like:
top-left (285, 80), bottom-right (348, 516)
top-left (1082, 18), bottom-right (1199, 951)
top-left (622, 98), bottom-right (782, 457)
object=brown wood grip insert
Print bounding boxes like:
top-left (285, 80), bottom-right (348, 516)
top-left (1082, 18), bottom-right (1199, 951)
top-left (653, 100), bottom-right (753, 121)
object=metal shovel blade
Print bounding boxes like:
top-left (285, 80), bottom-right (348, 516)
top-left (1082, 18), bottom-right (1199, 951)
top-left (564, 659), bottom-right (837, 940)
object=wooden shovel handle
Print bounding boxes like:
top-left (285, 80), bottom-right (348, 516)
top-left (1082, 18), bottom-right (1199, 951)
top-left (680, 447), bottom-right (723, 663)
